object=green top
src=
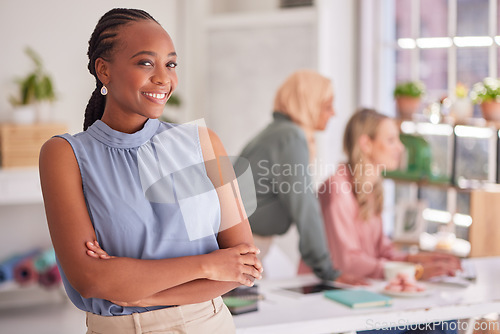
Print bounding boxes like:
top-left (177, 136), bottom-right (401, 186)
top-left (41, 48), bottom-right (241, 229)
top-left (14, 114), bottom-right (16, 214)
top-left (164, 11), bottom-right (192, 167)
top-left (240, 112), bottom-right (340, 281)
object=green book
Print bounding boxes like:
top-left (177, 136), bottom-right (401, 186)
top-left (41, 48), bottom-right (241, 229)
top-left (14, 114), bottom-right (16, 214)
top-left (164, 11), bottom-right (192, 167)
top-left (324, 290), bottom-right (392, 309)
top-left (222, 286), bottom-right (260, 315)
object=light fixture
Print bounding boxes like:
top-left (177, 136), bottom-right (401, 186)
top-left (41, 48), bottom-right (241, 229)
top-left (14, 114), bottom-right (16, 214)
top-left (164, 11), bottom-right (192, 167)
top-left (455, 125), bottom-right (494, 138)
top-left (453, 36), bottom-right (493, 47)
top-left (453, 213), bottom-right (472, 227)
top-left (416, 37), bottom-right (453, 49)
top-left (422, 208), bottom-right (451, 223)
top-left (398, 38), bottom-right (416, 49)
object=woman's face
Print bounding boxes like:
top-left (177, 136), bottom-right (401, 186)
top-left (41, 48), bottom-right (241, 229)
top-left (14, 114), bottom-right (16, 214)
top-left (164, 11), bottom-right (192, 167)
top-left (99, 20), bottom-right (178, 122)
top-left (315, 94), bottom-right (335, 131)
top-left (369, 119), bottom-right (404, 171)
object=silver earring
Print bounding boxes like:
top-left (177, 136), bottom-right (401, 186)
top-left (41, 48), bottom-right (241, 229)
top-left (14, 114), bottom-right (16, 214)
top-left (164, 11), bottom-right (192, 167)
top-left (100, 85), bottom-right (108, 96)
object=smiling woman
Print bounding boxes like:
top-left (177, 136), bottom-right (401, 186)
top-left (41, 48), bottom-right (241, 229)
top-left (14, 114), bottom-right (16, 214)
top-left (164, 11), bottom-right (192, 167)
top-left (90, 18), bottom-right (178, 133)
top-left (38, 8), bottom-right (261, 334)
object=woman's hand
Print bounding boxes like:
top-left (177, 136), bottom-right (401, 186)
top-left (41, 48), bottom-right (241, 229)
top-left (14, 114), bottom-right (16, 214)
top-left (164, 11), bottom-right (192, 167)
top-left (85, 241), bottom-right (114, 259)
top-left (335, 273), bottom-right (370, 286)
top-left (420, 261), bottom-right (458, 280)
top-left (407, 252), bottom-right (462, 271)
top-left (85, 242), bottom-right (146, 306)
top-left (85, 241), bottom-right (263, 287)
top-left (203, 243), bottom-right (263, 287)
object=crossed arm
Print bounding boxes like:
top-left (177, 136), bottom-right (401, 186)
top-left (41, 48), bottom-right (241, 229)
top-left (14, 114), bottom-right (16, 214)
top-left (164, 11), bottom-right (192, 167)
top-left (39, 126), bottom-right (262, 306)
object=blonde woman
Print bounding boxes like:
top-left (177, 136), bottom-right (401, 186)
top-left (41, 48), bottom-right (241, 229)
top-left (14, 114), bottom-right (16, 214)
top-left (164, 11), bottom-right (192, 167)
top-left (299, 108), bottom-right (460, 280)
top-left (297, 108), bottom-right (461, 334)
top-left (240, 70), bottom-right (365, 285)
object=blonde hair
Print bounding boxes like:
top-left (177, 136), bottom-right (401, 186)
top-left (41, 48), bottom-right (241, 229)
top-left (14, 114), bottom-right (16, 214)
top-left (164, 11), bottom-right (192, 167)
top-left (343, 108), bottom-right (389, 221)
top-left (273, 70), bottom-right (333, 160)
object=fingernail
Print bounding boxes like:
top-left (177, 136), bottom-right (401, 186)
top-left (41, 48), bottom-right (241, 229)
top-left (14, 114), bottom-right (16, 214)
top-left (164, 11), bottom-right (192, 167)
top-left (88, 241), bottom-right (94, 246)
top-left (257, 249), bottom-right (261, 254)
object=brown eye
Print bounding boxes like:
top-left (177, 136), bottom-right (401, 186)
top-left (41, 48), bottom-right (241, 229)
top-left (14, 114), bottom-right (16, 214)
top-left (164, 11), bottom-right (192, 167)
top-left (167, 62), bottom-right (177, 69)
top-left (139, 60), bottom-right (153, 67)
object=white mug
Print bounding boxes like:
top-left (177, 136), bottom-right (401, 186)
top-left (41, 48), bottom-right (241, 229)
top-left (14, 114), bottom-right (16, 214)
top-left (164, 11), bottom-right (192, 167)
top-left (384, 261), bottom-right (423, 281)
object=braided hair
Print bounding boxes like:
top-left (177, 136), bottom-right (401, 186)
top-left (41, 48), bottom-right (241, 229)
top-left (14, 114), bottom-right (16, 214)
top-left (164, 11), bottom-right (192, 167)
top-left (83, 8), bottom-right (158, 130)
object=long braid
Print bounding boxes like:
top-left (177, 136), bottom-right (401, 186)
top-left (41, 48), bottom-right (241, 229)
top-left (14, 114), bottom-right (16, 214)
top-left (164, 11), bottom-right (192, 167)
top-left (83, 9), bottom-right (158, 130)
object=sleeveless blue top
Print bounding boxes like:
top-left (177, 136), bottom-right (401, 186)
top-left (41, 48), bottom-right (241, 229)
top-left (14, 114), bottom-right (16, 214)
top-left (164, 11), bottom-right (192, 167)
top-left (56, 118), bottom-right (221, 316)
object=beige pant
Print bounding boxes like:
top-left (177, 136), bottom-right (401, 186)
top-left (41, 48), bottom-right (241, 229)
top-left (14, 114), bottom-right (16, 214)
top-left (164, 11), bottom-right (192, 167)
top-left (86, 297), bottom-right (235, 334)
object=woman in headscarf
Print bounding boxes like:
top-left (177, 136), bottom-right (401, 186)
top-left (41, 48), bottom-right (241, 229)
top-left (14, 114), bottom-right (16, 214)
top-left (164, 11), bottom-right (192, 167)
top-left (240, 70), bottom-right (364, 284)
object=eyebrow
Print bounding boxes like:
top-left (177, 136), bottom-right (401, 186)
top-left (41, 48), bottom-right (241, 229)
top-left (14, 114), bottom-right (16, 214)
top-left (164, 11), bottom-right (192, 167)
top-left (130, 50), bottom-right (177, 59)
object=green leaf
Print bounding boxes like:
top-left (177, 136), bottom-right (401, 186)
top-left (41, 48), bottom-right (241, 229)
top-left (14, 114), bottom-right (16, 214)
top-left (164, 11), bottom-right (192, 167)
top-left (9, 47), bottom-right (56, 106)
top-left (393, 81), bottom-right (425, 98)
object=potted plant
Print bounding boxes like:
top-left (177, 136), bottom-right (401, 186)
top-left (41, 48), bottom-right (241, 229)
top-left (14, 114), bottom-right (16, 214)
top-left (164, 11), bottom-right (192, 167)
top-left (471, 77), bottom-right (500, 122)
top-left (393, 81), bottom-right (426, 120)
top-left (9, 47), bottom-right (56, 123)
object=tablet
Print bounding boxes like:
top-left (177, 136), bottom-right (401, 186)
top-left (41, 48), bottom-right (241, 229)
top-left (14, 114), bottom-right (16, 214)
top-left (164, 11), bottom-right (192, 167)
top-left (284, 283), bottom-right (341, 294)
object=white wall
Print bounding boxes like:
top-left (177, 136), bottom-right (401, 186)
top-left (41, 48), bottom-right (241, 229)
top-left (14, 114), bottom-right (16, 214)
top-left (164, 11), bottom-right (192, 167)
top-left (205, 9), bottom-right (318, 156)
top-left (0, 0), bottom-right (179, 134)
top-left (316, 0), bottom-right (357, 180)
top-left (212, 0), bottom-right (280, 14)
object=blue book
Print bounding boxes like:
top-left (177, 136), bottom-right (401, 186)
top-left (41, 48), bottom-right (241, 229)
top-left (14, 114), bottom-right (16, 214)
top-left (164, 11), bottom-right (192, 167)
top-left (324, 290), bottom-right (392, 308)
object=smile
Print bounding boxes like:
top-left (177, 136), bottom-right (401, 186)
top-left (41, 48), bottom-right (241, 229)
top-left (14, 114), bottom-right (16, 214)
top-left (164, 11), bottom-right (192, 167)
top-left (142, 92), bottom-right (167, 99)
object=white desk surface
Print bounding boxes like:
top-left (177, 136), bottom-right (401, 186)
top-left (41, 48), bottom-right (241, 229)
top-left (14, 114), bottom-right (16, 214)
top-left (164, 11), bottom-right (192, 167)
top-left (234, 257), bottom-right (500, 334)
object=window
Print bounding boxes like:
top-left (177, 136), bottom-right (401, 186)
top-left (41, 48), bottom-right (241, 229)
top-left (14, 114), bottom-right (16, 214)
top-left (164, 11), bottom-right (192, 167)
top-left (392, 0), bottom-right (498, 106)
top-left (368, 1), bottom-right (497, 240)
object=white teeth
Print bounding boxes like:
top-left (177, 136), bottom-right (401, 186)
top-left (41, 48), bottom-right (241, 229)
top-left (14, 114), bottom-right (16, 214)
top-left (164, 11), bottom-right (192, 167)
top-left (143, 92), bottom-right (166, 99)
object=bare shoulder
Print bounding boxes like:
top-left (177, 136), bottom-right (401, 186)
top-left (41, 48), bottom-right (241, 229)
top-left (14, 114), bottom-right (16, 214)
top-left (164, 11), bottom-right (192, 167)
top-left (40, 136), bottom-right (74, 164)
top-left (40, 136), bottom-right (70, 153)
top-left (39, 137), bottom-right (80, 180)
top-left (197, 126), bottom-right (227, 161)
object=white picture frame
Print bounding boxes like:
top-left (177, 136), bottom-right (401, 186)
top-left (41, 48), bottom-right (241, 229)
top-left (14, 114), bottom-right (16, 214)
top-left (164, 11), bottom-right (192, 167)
top-left (393, 201), bottom-right (427, 243)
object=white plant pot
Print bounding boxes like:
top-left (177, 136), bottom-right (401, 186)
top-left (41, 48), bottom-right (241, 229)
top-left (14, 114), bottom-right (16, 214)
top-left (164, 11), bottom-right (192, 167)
top-left (450, 98), bottom-right (473, 123)
top-left (36, 101), bottom-right (53, 123)
top-left (12, 105), bottom-right (36, 124)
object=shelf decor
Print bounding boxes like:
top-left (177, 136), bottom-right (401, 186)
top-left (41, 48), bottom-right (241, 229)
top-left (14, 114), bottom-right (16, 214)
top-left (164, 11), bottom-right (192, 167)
top-left (0, 122), bottom-right (67, 168)
top-left (450, 83), bottom-right (473, 124)
top-left (393, 201), bottom-right (427, 243)
top-left (0, 249), bottom-right (40, 284)
top-left (393, 81), bottom-right (426, 120)
top-left (9, 47), bottom-right (57, 123)
top-left (471, 77), bottom-right (500, 122)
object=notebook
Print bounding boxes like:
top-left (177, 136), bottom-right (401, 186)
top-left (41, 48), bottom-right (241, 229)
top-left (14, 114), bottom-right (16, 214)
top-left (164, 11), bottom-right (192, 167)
top-left (324, 290), bottom-right (392, 309)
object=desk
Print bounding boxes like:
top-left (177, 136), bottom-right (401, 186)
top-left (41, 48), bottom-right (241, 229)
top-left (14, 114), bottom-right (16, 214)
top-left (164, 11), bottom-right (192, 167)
top-left (234, 257), bottom-right (500, 334)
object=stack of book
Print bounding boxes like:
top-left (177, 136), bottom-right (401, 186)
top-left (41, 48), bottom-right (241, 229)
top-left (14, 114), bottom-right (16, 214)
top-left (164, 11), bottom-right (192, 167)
top-left (222, 285), bottom-right (261, 315)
